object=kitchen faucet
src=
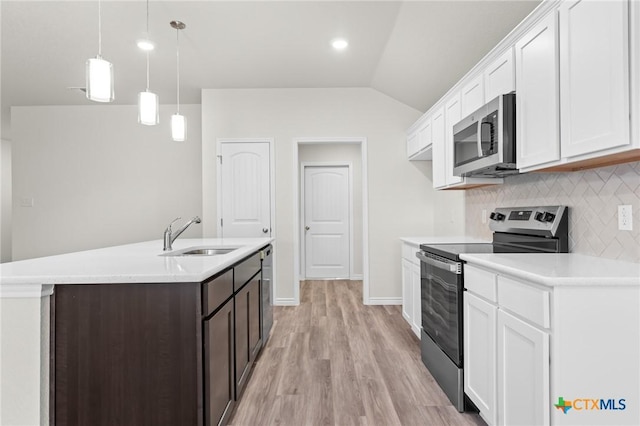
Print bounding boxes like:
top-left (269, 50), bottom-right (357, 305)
top-left (163, 216), bottom-right (202, 251)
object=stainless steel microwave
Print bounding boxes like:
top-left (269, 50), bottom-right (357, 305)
top-left (452, 93), bottom-right (518, 177)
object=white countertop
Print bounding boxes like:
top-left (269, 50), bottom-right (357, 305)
top-left (0, 238), bottom-right (273, 296)
top-left (460, 253), bottom-right (640, 287)
top-left (401, 236), bottom-right (490, 246)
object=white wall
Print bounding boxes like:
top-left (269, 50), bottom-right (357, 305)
top-left (0, 139), bottom-right (11, 263)
top-left (202, 88), bottom-right (466, 302)
top-left (11, 104), bottom-right (203, 260)
top-left (299, 143), bottom-right (363, 278)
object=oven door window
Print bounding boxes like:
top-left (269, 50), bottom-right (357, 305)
top-left (420, 260), bottom-right (462, 366)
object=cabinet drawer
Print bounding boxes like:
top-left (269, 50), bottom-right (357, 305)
top-left (402, 243), bottom-right (419, 263)
top-left (203, 269), bottom-right (233, 317)
top-left (498, 276), bottom-right (550, 329)
top-left (234, 253), bottom-right (261, 291)
top-left (464, 265), bottom-right (497, 303)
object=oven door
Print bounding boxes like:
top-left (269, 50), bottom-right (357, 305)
top-left (417, 251), bottom-right (463, 367)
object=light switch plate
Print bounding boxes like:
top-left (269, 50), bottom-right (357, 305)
top-left (20, 197), bottom-right (34, 207)
top-left (618, 205), bottom-right (632, 231)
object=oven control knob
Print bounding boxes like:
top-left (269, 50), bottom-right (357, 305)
top-left (489, 212), bottom-right (505, 221)
top-left (535, 212), bottom-right (555, 223)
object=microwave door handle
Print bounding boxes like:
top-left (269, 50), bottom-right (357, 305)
top-left (477, 120), bottom-right (483, 157)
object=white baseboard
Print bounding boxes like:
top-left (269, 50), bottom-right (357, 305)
top-left (274, 298), bottom-right (298, 306)
top-left (350, 274), bottom-right (363, 280)
top-left (366, 297), bottom-right (402, 306)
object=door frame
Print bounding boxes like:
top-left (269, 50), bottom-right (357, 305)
top-left (293, 137), bottom-right (370, 305)
top-left (215, 138), bottom-right (276, 238)
top-left (300, 162), bottom-right (353, 280)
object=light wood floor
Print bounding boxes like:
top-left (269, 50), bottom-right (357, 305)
top-left (228, 280), bottom-right (486, 426)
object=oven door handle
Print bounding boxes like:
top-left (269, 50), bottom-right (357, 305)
top-left (416, 252), bottom-right (462, 275)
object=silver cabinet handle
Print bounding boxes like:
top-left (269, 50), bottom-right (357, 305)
top-left (305, 226), bottom-right (310, 231)
top-left (262, 228), bottom-right (269, 233)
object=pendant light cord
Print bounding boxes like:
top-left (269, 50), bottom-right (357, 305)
top-left (146, 52), bottom-right (150, 91)
top-left (176, 28), bottom-right (180, 114)
top-left (98, 0), bottom-right (102, 57)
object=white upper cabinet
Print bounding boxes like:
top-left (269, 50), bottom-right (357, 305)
top-left (559, 0), bottom-right (630, 158)
top-left (406, 130), bottom-right (419, 158)
top-left (431, 106), bottom-right (447, 188)
top-left (515, 13), bottom-right (560, 170)
top-left (484, 48), bottom-right (515, 102)
top-left (407, 114), bottom-right (433, 161)
top-left (444, 94), bottom-right (464, 187)
top-left (417, 117), bottom-right (433, 155)
top-left (460, 74), bottom-right (485, 118)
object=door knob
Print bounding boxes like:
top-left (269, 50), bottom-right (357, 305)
top-left (262, 228), bottom-right (269, 233)
top-left (305, 226), bottom-right (310, 231)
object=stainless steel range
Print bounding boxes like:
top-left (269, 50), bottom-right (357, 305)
top-left (416, 206), bottom-right (569, 412)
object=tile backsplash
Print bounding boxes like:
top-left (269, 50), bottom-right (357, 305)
top-left (465, 161), bottom-right (640, 262)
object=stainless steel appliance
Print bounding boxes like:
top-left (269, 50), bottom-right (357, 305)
top-left (453, 93), bottom-right (517, 178)
top-left (260, 245), bottom-right (273, 344)
top-left (417, 206), bottom-right (568, 412)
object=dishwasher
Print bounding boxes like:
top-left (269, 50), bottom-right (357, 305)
top-left (260, 245), bottom-right (273, 344)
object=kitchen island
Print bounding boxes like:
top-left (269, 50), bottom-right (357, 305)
top-left (0, 238), bottom-right (273, 426)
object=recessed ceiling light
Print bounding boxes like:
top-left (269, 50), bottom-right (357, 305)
top-left (137, 39), bottom-right (155, 51)
top-left (332, 39), bottom-right (349, 50)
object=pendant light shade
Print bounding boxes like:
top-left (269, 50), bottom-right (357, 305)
top-left (86, 0), bottom-right (114, 103)
top-left (86, 56), bottom-right (114, 102)
top-left (138, 91), bottom-right (159, 125)
top-left (137, 0), bottom-right (158, 126)
top-left (171, 20), bottom-right (186, 141)
top-left (171, 114), bottom-right (186, 141)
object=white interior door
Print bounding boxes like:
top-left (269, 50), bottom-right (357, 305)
top-left (219, 142), bottom-right (271, 238)
top-left (303, 166), bottom-right (350, 279)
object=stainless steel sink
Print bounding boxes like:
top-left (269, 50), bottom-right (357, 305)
top-left (161, 246), bottom-right (238, 257)
top-left (181, 248), bottom-right (235, 256)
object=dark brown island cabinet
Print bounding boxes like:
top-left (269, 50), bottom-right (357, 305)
top-left (51, 247), bottom-right (270, 426)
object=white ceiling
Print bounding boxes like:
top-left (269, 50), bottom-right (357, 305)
top-left (1, 0), bottom-right (539, 139)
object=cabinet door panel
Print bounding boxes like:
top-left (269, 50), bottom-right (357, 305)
top-left (431, 107), bottom-right (447, 188)
top-left (497, 310), bottom-right (550, 426)
top-left (401, 258), bottom-right (413, 324)
top-left (204, 301), bottom-right (234, 426)
top-left (235, 285), bottom-right (250, 397)
top-left (445, 94), bottom-right (463, 185)
top-left (407, 131), bottom-right (418, 157)
top-left (464, 293), bottom-right (497, 425)
top-left (559, 0), bottom-right (630, 158)
top-left (411, 262), bottom-right (422, 338)
top-left (418, 118), bottom-right (433, 153)
top-left (485, 48), bottom-right (515, 101)
top-left (515, 13), bottom-right (560, 169)
top-left (461, 75), bottom-right (485, 117)
top-left (248, 279), bottom-right (262, 360)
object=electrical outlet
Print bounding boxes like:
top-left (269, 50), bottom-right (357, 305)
top-left (618, 205), bottom-right (633, 231)
top-left (20, 197), bottom-right (34, 207)
top-left (481, 209), bottom-right (487, 224)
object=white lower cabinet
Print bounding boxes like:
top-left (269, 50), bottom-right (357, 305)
top-left (464, 262), bottom-right (640, 426)
top-left (464, 264), bottom-right (550, 426)
top-left (401, 258), bottom-right (413, 323)
top-left (401, 243), bottom-right (421, 338)
top-left (497, 310), bottom-right (550, 426)
top-left (464, 293), bottom-right (497, 425)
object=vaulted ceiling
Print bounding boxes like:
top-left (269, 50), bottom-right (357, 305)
top-left (1, 0), bottom-right (539, 139)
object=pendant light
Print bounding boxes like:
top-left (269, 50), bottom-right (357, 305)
top-left (171, 21), bottom-right (186, 141)
top-left (138, 0), bottom-right (158, 125)
top-left (86, 0), bottom-right (114, 103)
